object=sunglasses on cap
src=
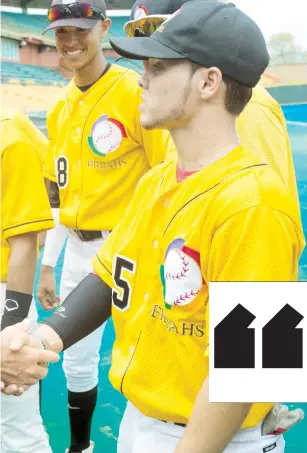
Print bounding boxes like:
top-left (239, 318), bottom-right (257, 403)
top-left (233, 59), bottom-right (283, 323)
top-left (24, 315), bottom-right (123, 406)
top-left (124, 15), bottom-right (169, 38)
top-left (47, 2), bottom-right (105, 22)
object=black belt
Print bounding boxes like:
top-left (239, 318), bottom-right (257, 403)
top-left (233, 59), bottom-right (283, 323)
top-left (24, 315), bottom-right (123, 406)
top-left (73, 229), bottom-right (103, 242)
top-left (160, 420), bottom-right (186, 428)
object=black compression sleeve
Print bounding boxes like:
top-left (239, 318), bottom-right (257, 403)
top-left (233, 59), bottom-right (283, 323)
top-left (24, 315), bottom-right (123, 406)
top-left (42, 274), bottom-right (112, 350)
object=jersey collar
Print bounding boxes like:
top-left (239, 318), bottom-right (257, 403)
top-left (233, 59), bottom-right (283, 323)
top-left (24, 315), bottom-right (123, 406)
top-left (65, 65), bottom-right (131, 106)
top-left (161, 145), bottom-right (267, 196)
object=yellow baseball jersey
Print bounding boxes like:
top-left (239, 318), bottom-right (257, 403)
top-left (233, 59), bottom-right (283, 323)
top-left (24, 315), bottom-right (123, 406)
top-left (93, 145), bottom-right (305, 429)
top-left (1, 108), bottom-right (55, 282)
top-left (43, 64), bottom-right (176, 231)
top-left (237, 84), bottom-right (300, 210)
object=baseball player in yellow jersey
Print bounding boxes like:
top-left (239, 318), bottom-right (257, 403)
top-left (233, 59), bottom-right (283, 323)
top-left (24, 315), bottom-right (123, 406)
top-left (0, 108), bottom-right (57, 453)
top-left (5, 2), bottom-right (305, 453)
top-left (38, 0), bottom-right (175, 452)
top-left (125, 0), bottom-right (301, 214)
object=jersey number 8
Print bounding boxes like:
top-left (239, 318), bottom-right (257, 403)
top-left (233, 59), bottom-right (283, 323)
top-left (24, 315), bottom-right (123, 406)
top-left (56, 156), bottom-right (68, 188)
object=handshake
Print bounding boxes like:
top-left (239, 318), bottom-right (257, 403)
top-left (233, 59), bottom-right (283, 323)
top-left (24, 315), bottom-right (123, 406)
top-left (1, 319), bottom-right (60, 396)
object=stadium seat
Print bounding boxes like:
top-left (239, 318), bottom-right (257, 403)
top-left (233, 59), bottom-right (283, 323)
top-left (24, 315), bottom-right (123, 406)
top-left (0, 12), bottom-right (143, 113)
top-left (1, 12), bottom-right (132, 46)
top-left (1, 83), bottom-right (65, 112)
top-left (0, 61), bottom-right (68, 86)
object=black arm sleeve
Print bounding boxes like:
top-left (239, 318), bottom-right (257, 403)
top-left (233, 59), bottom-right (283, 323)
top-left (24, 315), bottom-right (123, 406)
top-left (45, 178), bottom-right (60, 208)
top-left (42, 274), bottom-right (112, 350)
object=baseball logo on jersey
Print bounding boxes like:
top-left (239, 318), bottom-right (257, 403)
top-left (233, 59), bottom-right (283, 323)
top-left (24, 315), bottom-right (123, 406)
top-left (160, 238), bottom-right (203, 310)
top-left (88, 115), bottom-right (127, 157)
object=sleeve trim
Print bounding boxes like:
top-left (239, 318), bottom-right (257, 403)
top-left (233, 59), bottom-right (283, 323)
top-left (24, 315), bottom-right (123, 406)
top-left (3, 218), bottom-right (54, 233)
top-left (96, 254), bottom-right (112, 275)
top-left (43, 167), bottom-right (57, 178)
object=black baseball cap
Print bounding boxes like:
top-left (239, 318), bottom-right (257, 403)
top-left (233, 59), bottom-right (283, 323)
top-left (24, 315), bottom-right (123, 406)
top-left (111, 0), bottom-right (269, 88)
top-left (43, 0), bottom-right (107, 34)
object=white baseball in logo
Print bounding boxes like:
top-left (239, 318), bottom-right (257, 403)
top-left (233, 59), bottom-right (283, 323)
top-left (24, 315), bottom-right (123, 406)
top-left (164, 248), bottom-right (202, 306)
top-left (134, 6), bottom-right (147, 19)
top-left (92, 119), bottom-right (122, 155)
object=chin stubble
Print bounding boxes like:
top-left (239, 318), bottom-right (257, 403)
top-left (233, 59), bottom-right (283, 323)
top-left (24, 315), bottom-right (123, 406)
top-left (152, 71), bottom-right (194, 128)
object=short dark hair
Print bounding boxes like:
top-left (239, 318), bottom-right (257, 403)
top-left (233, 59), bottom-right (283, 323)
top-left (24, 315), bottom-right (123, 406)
top-left (223, 75), bottom-right (252, 115)
top-left (189, 62), bottom-right (252, 116)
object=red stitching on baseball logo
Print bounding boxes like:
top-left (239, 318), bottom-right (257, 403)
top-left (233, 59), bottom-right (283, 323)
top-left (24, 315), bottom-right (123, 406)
top-left (109, 141), bottom-right (120, 152)
top-left (166, 252), bottom-right (189, 280)
top-left (94, 123), bottom-right (121, 153)
top-left (95, 123), bottom-right (113, 144)
top-left (174, 289), bottom-right (199, 306)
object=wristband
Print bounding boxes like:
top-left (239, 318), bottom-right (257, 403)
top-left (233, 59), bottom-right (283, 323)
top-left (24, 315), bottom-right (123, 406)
top-left (1, 290), bottom-right (32, 331)
top-left (30, 333), bottom-right (53, 368)
top-left (37, 337), bottom-right (52, 352)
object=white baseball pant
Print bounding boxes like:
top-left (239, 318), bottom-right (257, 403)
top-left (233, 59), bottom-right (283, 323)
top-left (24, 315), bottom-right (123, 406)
top-left (0, 283), bottom-right (52, 453)
top-left (61, 231), bottom-right (109, 393)
top-left (117, 402), bottom-right (285, 453)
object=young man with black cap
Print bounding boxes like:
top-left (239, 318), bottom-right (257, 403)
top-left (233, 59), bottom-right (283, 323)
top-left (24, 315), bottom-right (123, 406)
top-left (8, 1), bottom-right (305, 453)
top-left (38, 1), bottom-right (175, 452)
top-left (123, 0), bottom-right (302, 224)
top-left (120, 0), bottom-right (306, 439)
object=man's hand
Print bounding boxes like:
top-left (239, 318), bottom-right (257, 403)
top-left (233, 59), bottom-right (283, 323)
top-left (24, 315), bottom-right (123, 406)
top-left (1, 320), bottom-right (59, 393)
top-left (38, 265), bottom-right (60, 310)
top-left (1, 320), bottom-right (32, 396)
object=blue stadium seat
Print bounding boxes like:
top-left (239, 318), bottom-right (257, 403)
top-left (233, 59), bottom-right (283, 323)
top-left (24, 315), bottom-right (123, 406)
top-left (1, 12), bottom-right (130, 42)
top-left (1, 13), bottom-right (142, 83)
top-left (1, 61), bottom-right (68, 85)
top-left (1, 12), bottom-right (50, 40)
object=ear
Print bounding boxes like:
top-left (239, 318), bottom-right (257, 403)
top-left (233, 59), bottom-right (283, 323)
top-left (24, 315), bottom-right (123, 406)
top-left (100, 18), bottom-right (112, 38)
top-left (199, 67), bottom-right (223, 101)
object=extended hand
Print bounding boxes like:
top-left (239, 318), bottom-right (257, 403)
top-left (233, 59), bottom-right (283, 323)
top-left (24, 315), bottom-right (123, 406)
top-left (1, 320), bottom-right (59, 395)
top-left (1, 319), bottom-right (33, 395)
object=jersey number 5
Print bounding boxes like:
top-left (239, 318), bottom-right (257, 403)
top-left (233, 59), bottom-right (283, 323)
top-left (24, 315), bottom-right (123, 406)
top-left (56, 156), bottom-right (68, 188)
top-left (112, 256), bottom-right (135, 311)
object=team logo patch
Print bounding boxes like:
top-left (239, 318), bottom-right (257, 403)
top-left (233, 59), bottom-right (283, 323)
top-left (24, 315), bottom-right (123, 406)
top-left (160, 239), bottom-right (202, 310)
top-left (88, 115), bottom-right (127, 157)
top-left (133, 5), bottom-right (148, 19)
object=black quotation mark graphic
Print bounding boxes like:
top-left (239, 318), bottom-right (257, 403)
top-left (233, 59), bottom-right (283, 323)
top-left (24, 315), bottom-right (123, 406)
top-left (214, 304), bottom-right (304, 369)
